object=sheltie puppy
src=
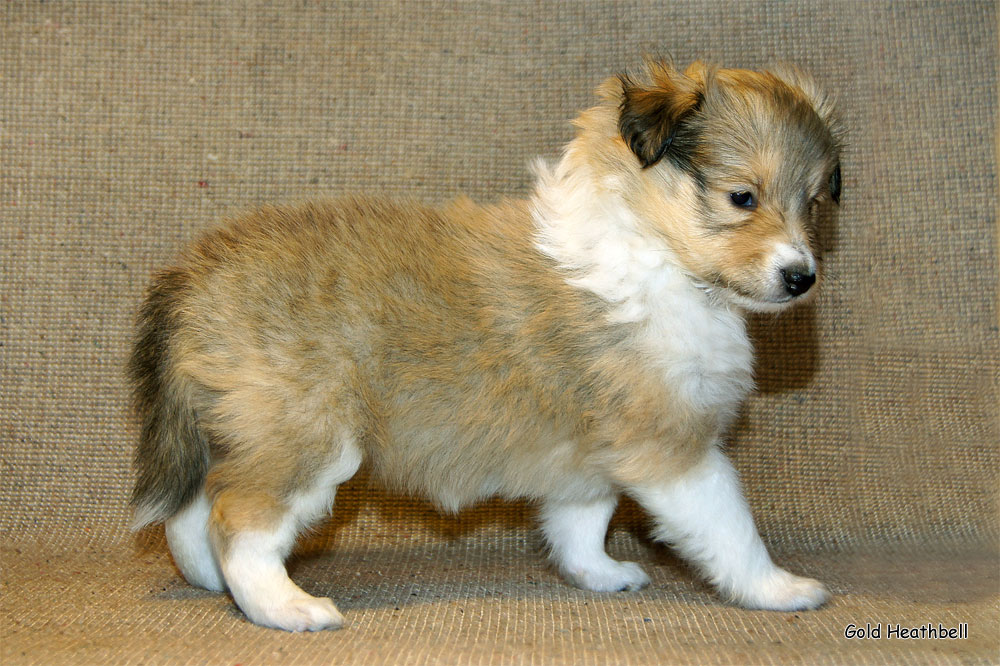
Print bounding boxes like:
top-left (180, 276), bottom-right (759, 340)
top-left (129, 59), bottom-right (843, 631)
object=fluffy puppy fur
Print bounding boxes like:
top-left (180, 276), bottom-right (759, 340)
top-left (129, 59), bottom-right (843, 631)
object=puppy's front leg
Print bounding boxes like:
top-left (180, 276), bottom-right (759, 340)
top-left (540, 495), bottom-right (650, 592)
top-left (630, 446), bottom-right (829, 611)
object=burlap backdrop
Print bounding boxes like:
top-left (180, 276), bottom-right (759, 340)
top-left (2, 2), bottom-right (997, 664)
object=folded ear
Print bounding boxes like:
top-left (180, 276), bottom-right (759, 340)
top-left (768, 63), bottom-right (843, 138)
top-left (617, 59), bottom-right (704, 169)
top-left (769, 64), bottom-right (844, 204)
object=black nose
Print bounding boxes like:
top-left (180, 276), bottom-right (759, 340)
top-left (780, 268), bottom-right (815, 296)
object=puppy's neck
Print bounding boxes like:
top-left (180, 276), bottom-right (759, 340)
top-left (530, 148), bottom-right (755, 416)
top-left (530, 149), bottom-right (743, 326)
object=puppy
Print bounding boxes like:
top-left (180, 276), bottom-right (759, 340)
top-left (129, 59), bottom-right (843, 631)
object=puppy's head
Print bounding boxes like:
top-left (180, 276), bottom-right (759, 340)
top-left (594, 59), bottom-right (843, 312)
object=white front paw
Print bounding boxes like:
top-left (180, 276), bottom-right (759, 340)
top-left (565, 560), bottom-right (651, 593)
top-left (737, 568), bottom-right (829, 611)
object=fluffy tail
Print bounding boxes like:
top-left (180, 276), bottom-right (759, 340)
top-left (127, 272), bottom-right (210, 530)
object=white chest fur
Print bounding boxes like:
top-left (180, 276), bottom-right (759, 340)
top-left (531, 159), bottom-right (755, 421)
top-left (630, 267), bottom-right (755, 418)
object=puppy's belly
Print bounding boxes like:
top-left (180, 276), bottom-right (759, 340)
top-left (372, 417), bottom-right (611, 512)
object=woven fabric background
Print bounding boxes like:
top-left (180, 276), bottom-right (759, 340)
top-left (2, 1), bottom-right (997, 664)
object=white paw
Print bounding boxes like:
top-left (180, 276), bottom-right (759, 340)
top-left (737, 568), bottom-right (829, 611)
top-left (565, 560), bottom-right (651, 593)
top-left (245, 594), bottom-right (346, 632)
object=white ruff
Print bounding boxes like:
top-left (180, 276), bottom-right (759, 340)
top-left (530, 155), bottom-right (754, 419)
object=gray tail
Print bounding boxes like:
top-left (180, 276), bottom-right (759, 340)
top-left (127, 272), bottom-right (210, 530)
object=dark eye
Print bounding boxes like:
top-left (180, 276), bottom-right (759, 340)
top-left (829, 163), bottom-right (841, 204)
top-left (729, 191), bottom-right (756, 209)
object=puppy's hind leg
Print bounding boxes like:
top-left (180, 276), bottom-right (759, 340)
top-left (540, 494), bottom-right (650, 592)
top-left (166, 488), bottom-right (225, 591)
top-left (209, 441), bottom-right (362, 632)
top-left (629, 446), bottom-right (829, 611)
